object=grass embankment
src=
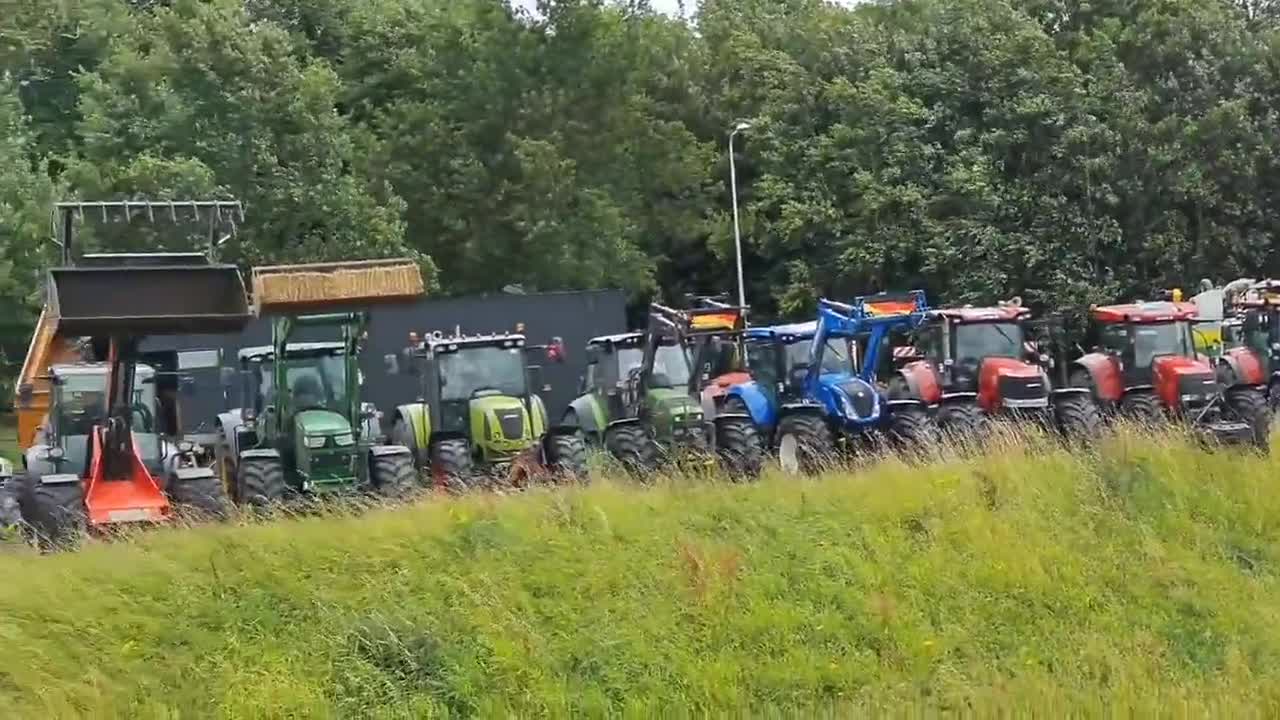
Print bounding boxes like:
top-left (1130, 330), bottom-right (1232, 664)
top-left (3, 432), bottom-right (1280, 716)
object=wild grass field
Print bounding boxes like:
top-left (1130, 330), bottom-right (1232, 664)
top-left (1, 430), bottom-right (1279, 717)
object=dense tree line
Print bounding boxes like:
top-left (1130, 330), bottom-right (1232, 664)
top-left (3, 0), bottom-right (1280, 394)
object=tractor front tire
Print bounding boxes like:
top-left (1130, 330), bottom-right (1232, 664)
top-left (429, 438), bottom-right (473, 492)
top-left (1120, 391), bottom-right (1162, 426)
top-left (1228, 387), bottom-right (1272, 452)
top-left (938, 400), bottom-right (989, 442)
top-left (1054, 392), bottom-right (1103, 441)
top-left (886, 403), bottom-right (936, 448)
top-left (605, 423), bottom-right (660, 476)
top-left (370, 452), bottom-right (419, 499)
top-left (20, 474), bottom-right (85, 550)
top-left (775, 413), bottom-right (834, 475)
top-left (237, 457), bottom-right (287, 508)
top-left (716, 417), bottom-right (764, 480)
top-left (546, 432), bottom-right (589, 481)
top-left (169, 473), bottom-right (231, 519)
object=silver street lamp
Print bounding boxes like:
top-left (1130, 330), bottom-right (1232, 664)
top-left (728, 121), bottom-right (752, 308)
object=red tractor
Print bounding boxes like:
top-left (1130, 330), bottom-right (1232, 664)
top-left (887, 301), bottom-right (1101, 439)
top-left (1072, 300), bottom-right (1270, 448)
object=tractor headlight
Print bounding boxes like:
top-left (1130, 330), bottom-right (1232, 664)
top-left (333, 433), bottom-right (355, 447)
top-left (304, 436), bottom-right (327, 449)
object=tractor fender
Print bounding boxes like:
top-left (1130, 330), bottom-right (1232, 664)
top-left (884, 398), bottom-right (927, 409)
top-left (1050, 386), bottom-right (1090, 397)
top-left (239, 448), bottom-right (281, 460)
top-left (566, 394), bottom-right (607, 436)
top-left (1075, 353), bottom-right (1123, 402)
top-left (369, 444), bottom-right (412, 458)
top-left (393, 403), bottom-right (431, 454)
top-left (1220, 348), bottom-right (1266, 387)
top-left (530, 394), bottom-right (549, 437)
top-left (939, 391), bottom-right (979, 403)
top-left (898, 361), bottom-right (942, 404)
top-left (606, 416), bottom-right (641, 429)
top-left (724, 382), bottom-right (775, 428)
top-left (544, 424), bottom-right (581, 437)
top-left (216, 409), bottom-right (241, 446)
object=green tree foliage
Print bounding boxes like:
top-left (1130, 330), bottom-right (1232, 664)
top-left (2, 0), bottom-right (1280, 344)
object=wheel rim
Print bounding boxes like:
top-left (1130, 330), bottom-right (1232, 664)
top-left (778, 433), bottom-right (801, 474)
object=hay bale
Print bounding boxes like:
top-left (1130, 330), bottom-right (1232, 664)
top-left (252, 258), bottom-right (424, 312)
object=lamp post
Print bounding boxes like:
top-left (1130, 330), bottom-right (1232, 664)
top-left (728, 121), bottom-right (751, 308)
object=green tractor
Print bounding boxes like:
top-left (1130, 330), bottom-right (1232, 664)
top-left (563, 302), bottom-right (764, 478)
top-left (216, 312), bottom-right (418, 505)
top-left (389, 331), bottom-right (588, 489)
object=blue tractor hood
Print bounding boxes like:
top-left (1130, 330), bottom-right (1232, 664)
top-left (816, 372), bottom-right (882, 426)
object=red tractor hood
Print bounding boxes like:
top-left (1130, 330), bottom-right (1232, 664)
top-left (1151, 354), bottom-right (1213, 377)
top-left (1151, 355), bottom-right (1216, 409)
top-left (979, 357), bottom-right (1047, 411)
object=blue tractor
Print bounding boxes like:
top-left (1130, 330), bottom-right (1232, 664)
top-left (718, 292), bottom-right (937, 473)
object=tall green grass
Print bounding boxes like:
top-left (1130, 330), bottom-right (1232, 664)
top-left (2, 430), bottom-right (1280, 717)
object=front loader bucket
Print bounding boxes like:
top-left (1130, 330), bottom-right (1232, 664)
top-left (47, 262), bottom-right (251, 336)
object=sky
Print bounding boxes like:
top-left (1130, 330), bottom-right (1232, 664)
top-left (510, 0), bottom-right (862, 19)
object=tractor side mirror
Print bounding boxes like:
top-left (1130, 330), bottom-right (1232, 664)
top-left (180, 375), bottom-right (197, 397)
top-left (528, 365), bottom-right (551, 393)
top-left (219, 367), bottom-right (236, 389)
top-left (16, 383), bottom-right (33, 407)
top-left (385, 354), bottom-right (402, 375)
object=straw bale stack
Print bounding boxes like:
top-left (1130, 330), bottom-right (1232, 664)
top-left (252, 258), bottom-right (424, 312)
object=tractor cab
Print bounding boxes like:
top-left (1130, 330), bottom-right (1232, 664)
top-left (1226, 280), bottom-right (1280, 398)
top-left (579, 332), bottom-right (693, 423)
top-left (739, 322), bottom-right (852, 412)
top-left (30, 364), bottom-right (164, 482)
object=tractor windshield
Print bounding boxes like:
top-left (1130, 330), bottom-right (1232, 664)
top-left (261, 354), bottom-right (348, 413)
top-left (55, 372), bottom-right (157, 436)
top-left (787, 340), bottom-right (849, 375)
top-left (617, 344), bottom-right (691, 388)
top-left (1132, 321), bottom-right (1193, 367)
top-left (438, 346), bottom-right (527, 401)
top-left (954, 322), bottom-right (1024, 363)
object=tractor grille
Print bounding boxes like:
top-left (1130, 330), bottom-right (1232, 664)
top-left (837, 380), bottom-right (877, 419)
top-left (310, 449), bottom-right (356, 484)
top-left (998, 375), bottom-right (1047, 402)
top-left (496, 409), bottom-right (526, 440)
top-left (1177, 373), bottom-right (1218, 403)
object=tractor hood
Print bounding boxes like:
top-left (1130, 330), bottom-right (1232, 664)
top-left (470, 394), bottom-right (539, 460)
top-left (819, 373), bottom-right (880, 423)
top-left (1152, 355), bottom-right (1218, 409)
top-left (647, 386), bottom-right (700, 414)
top-left (295, 409), bottom-right (353, 436)
top-left (978, 357), bottom-right (1048, 411)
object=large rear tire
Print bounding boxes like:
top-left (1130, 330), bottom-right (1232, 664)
top-left (1054, 392), bottom-right (1103, 441)
top-left (605, 423), bottom-right (660, 476)
top-left (237, 456), bottom-right (287, 508)
top-left (775, 413), bottom-right (834, 475)
top-left (20, 473), bottom-right (85, 550)
top-left (715, 417), bottom-right (764, 480)
top-left (370, 452), bottom-right (419, 499)
top-left (429, 438), bottom-right (473, 492)
top-left (886, 403), bottom-right (935, 448)
top-left (168, 473), bottom-right (231, 519)
top-left (546, 432), bottom-right (589, 481)
top-left (1120, 391), bottom-right (1162, 425)
top-left (937, 400), bottom-right (988, 441)
top-left (1227, 386), bottom-right (1271, 452)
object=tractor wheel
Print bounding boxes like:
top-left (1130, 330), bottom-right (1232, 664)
top-left (605, 423), bottom-right (660, 476)
top-left (546, 432), bottom-right (589, 481)
top-left (1268, 381), bottom-right (1280, 413)
top-left (370, 452), bottom-right (419, 499)
top-left (1227, 387), bottom-right (1272, 452)
top-left (1120, 391), bottom-right (1162, 426)
top-left (1054, 392), bottom-right (1103, 441)
top-left (775, 413), bottom-right (834, 475)
top-left (715, 417), bottom-right (764, 480)
top-left (237, 456), bottom-right (287, 508)
top-left (168, 473), bottom-right (231, 519)
top-left (938, 401), bottom-right (988, 442)
top-left (429, 438), bottom-right (473, 492)
top-left (20, 473), bottom-right (85, 550)
top-left (886, 403), bottom-right (936, 448)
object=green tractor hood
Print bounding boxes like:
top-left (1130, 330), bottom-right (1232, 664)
top-left (294, 409), bottom-right (359, 490)
top-left (645, 387), bottom-right (704, 441)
